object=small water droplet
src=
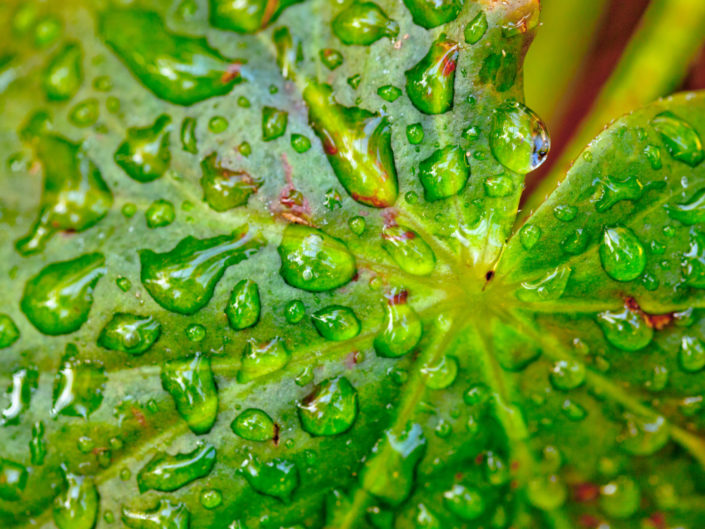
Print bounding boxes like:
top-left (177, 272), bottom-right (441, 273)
top-left (200, 152), bottom-right (261, 211)
top-left (180, 117), bottom-right (198, 153)
top-left (679, 335), bottom-right (705, 372)
top-left (667, 188), bottom-right (705, 225)
top-left (238, 453), bottom-right (299, 502)
top-left (600, 476), bottom-right (640, 519)
top-left (620, 414), bottom-right (669, 455)
top-left (374, 290), bottom-right (422, 358)
top-left (312, 305), bottom-right (361, 341)
top-left (43, 42), bottom-right (82, 101)
top-left (553, 204), bottom-right (577, 222)
top-left (516, 265), bottom-right (571, 302)
top-left (146, 199), bottom-right (175, 228)
top-left (122, 499), bottom-right (190, 529)
top-left (200, 489), bottom-right (222, 510)
top-left (69, 98), bottom-right (99, 127)
top-left (527, 474), bottom-right (567, 511)
top-left (30, 421), bottom-right (46, 465)
top-left (403, 0), bottom-right (462, 28)
top-left (262, 106), bottom-right (288, 141)
top-left (232, 408), bottom-right (276, 441)
top-left (291, 134), bottom-right (311, 153)
top-left (298, 376), bottom-right (358, 436)
top-left (550, 360), bottom-right (585, 390)
top-left (348, 215), bottom-right (366, 235)
top-left (0, 457), bottom-right (28, 501)
top-left (464, 11), bottom-right (488, 44)
top-left (226, 279), bottom-right (260, 330)
top-left (382, 225), bottom-right (436, 275)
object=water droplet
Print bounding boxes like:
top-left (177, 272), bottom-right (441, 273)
top-left (69, 98), bottom-right (99, 127)
top-left (200, 489), bottom-right (222, 510)
top-left (98, 313), bottom-right (161, 355)
top-left (683, 231), bottom-right (705, 288)
top-left (443, 484), bottom-right (485, 520)
top-left (146, 199), bottom-right (175, 228)
top-left (53, 471), bottom-right (99, 529)
top-left (519, 224), bottom-right (541, 250)
top-left (406, 123), bottom-right (424, 145)
top-left (333, 2), bottom-right (399, 45)
top-left (284, 300), bottom-right (306, 323)
top-left (52, 344), bottom-right (106, 419)
top-left (597, 308), bottom-right (653, 351)
top-left (122, 499), bottom-right (190, 529)
top-left (0, 366), bottom-right (38, 426)
top-left (200, 153), bottom-right (261, 211)
top-left (403, 0), bottom-right (462, 28)
top-left (140, 226), bottom-right (265, 314)
top-left (484, 174), bottom-right (515, 198)
top-left (43, 42), bottom-right (82, 101)
top-left (516, 264), bottom-right (570, 302)
top-left (238, 453), bottom-right (299, 502)
top-left (527, 474), bottom-right (567, 511)
top-left (298, 376), bottom-right (358, 436)
top-left (0, 458), bottom-right (28, 501)
top-left (418, 145), bottom-right (470, 201)
top-left (226, 279), bottom-right (260, 330)
top-left (312, 305), bottom-right (361, 341)
top-left (679, 335), bottom-right (705, 372)
top-left (161, 353), bottom-right (218, 434)
top-left (667, 188), bottom-right (705, 225)
top-left (374, 290), bottom-right (422, 358)
top-left (0, 314), bottom-right (20, 348)
top-left (490, 101), bottom-right (550, 174)
top-left (262, 106), bottom-right (288, 141)
top-left (34, 16), bottom-right (62, 48)
top-left (116, 277), bottom-right (132, 292)
top-left (180, 117), bottom-right (198, 154)
top-left (185, 324), bottom-right (206, 342)
top-left (209, 0), bottom-right (302, 33)
top-left (553, 204), bottom-right (577, 222)
top-left (382, 225), bottom-right (436, 275)
top-left (464, 11), bottom-right (488, 44)
top-left (600, 476), bottom-right (640, 519)
top-left (101, 9), bottom-right (243, 105)
top-left (599, 227), bottom-right (646, 282)
top-left (115, 115), bottom-right (171, 182)
top-left (421, 355), bottom-right (458, 389)
top-left (348, 215), bottom-right (366, 235)
top-left (594, 174), bottom-right (643, 212)
top-left (278, 224), bottom-right (356, 292)
top-left (560, 228), bottom-right (589, 255)
top-left (405, 36), bottom-right (459, 115)
top-left (21, 253), bottom-right (105, 335)
top-left (291, 134), bottom-right (311, 153)
top-left (348, 74), bottom-right (362, 89)
top-left (238, 338), bottom-right (291, 383)
top-left (320, 48), bottom-right (344, 70)
top-left (304, 81), bottom-right (398, 207)
top-left (561, 399), bottom-right (587, 421)
top-left (644, 144), bottom-right (662, 169)
top-left (620, 414), bottom-right (669, 455)
top-left (30, 421), bottom-right (46, 465)
top-left (137, 442), bottom-right (216, 493)
top-left (376, 84), bottom-right (401, 102)
top-left (650, 111), bottom-right (704, 167)
top-left (550, 360), bottom-right (585, 390)
top-left (231, 408), bottom-right (276, 441)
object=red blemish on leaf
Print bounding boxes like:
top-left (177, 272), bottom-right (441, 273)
top-left (350, 192), bottom-right (392, 208)
top-left (131, 406), bottom-right (147, 428)
top-left (381, 208), bottom-right (399, 227)
top-left (578, 515), bottom-right (600, 528)
top-left (624, 296), bottom-right (674, 330)
top-left (273, 423), bottom-right (280, 446)
top-left (385, 289), bottom-right (408, 306)
top-left (649, 513), bottom-right (666, 529)
top-left (475, 453), bottom-right (484, 464)
top-left (221, 62), bottom-right (242, 84)
top-left (272, 154), bottom-right (312, 224)
top-left (260, 0), bottom-right (279, 28)
top-left (573, 482), bottom-right (599, 502)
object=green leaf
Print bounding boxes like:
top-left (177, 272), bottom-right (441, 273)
top-left (3, 1), bottom-right (705, 528)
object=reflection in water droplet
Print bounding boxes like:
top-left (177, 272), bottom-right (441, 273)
top-left (597, 308), bottom-right (653, 351)
top-left (527, 474), bottom-right (567, 511)
top-left (374, 290), bottom-right (422, 358)
top-left (382, 225), bottom-right (436, 276)
top-left (298, 376), bottom-right (358, 436)
top-left (232, 408), bottom-right (276, 441)
top-left (138, 442), bottom-right (216, 493)
top-left (146, 199), bottom-right (175, 228)
top-left (550, 360), bottom-right (585, 390)
top-left (209, 0), bottom-right (303, 33)
top-left (594, 174), bottom-right (643, 212)
top-left (620, 414), bottom-right (669, 455)
top-left (262, 106), bottom-right (288, 141)
top-left (599, 227), bottom-right (646, 282)
top-left (667, 188), bottom-right (705, 225)
top-left (651, 111), bottom-right (704, 167)
top-left (115, 115), bottom-right (171, 182)
top-left (333, 2), bottom-right (399, 45)
top-left (161, 354), bottom-right (218, 434)
top-left (443, 484), bottom-right (485, 520)
top-left (679, 335), bottom-right (705, 372)
top-left (405, 37), bottom-right (459, 115)
top-left (490, 101), bottom-right (550, 174)
top-left (238, 453), bottom-right (299, 502)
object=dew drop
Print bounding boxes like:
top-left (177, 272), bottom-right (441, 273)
top-left (597, 308), bottom-right (653, 351)
top-left (405, 36), bottom-right (459, 115)
top-left (69, 98), bottom-right (99, 127)
top-left (490, 101), bottom-right (550, 174)
top-left (0, 314), bottom-right (20, 348)
top-left (599, 227), bottom-right (646, 282)
top-left (443, 484), bottom-right (485, 520)
top-left (200, 489), bottom-right (222, 510)
top-left (516, 265), bottom-right (570, 302)
top-left (115, 115), bottom-right (171, 183)
top-left (594, 174), bottom-right (643, 212)
top-left (43, 42), bottom-right (82, 101)
top-left (527, 474), bottom-right (567, 511)
top-left (620, 414), bottom-right (669, 455)
top-left (231, 408), bottom-right (276, 441)
top-left (320, 48), bottom-right (344, 70)
top-left (406, 123), bottom-right (424, 145)
top-left (180, 117), bottom-right (198, 154)
top-left (333, 2), bottom-right (399, 45)
top-left (382, 225), bottom-right (436, 276)
top-left (418, 145), bottom-right (470, 201)
top-left (519, 224), bottom-right (541, 250)
top-left (0, 458), bottom-right (28, 501)
top-left (122, 499), bottom-right (190, 529)
top-left (30, 421), bottom-right (46, 465)
top-left (600, 476), bottom-right (640, 519)
top-left (53, 471), bottom-right (99, 529)
top-left (403, 0), bottom-right (462, 29)
top-left (291, 134), bottom-right (311, 153)
top-left (98, 313), bottom-right (161, 355)
top-left (209, 0), bottom-right (302, 33)
top-left (667, 188), bottom-right (705, 225)
top-left (238, 453), bottom-right (299, 502)
top-left (421, 355), bottom-right (458, 389)
top-left (464, 11), bottom-right (488, 44)
top-left (137, 442), bottom-right (216, 493)
top-left (298, 376), bottom-right (358, 436)
top-left (226, 279), bottom-right (260, 330)
top-left (238, 337), bottom-right (291, 383)
top-left (201, 152), bottom-right (261, 211)
top-left (312, 305), bottom-right (361, 341)
top-left (650, 111), bottom-right (704, 167)
top-left (146, 199), bottom-right (175, 228)
top-left (284, 300), bottom-right (306, 323)
top-left (549, 360), bottom-right (585, 390)
top-left (374, 290), bottom-right (423, 358)
top-left (679, 335), bottom-right (705, 372)
top-left (262, 106), bottom-right (288, 141)
top-left (52, 344), bottom-right (106, 419)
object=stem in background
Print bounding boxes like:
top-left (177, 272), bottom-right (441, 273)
top-left (520, 0), bottom-right (705, 222)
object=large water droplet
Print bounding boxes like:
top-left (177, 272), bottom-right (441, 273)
top-left (421, 355), bottom-right (458, 389)
top-left (374, 290), bottom-right (422, 358)
top-left (0, 314), bottom-right (19, 349)
top-left (679, 335), bottom-right (705, 372)
top-left (21, 253), bottom-right (105, 335)
top-left (597, 308), bottom-right (653, 351)
top-left (122, 499), bottom-right (190, 529)
top-left (516, 265), bottom-right (570, 302)
top-left (52, 344), bottom-right (106, 419)
top-left (620, 414), bottom-right (669, 455)
top-left (443, 484), bottom-right (485, 520)
top-left (161, 353), bottom-right (218, 434)
top-left (311, 305), bottom-right (360, 341)
top-left (650, 111), bottom-right (704, 167)
top-left (382, 225), bottom-right (436, 276)
top-left (0, 458), bottom-right (28, 501)
top-left (101, 9), bottom-right (243, 105)
top-left (231, 408), bottom-right (276, 441)
top-left (0, 366), bottom-right (38, 426)
top-left (405, 36), bottom-right (458, 115)
top-left (238, 453), bottom-right (299, 502)
top-left (238, 338), bottom-right (291, 383)
top-left (140, 226), bottom-right (265, 314)
top-left (209, 0), bottom-right (303, 33)
top-left (98, 313), bottom-right (161, 356)
top-left (667, 188), bottom-right (705, 225)
top-left (298, 376), bottom-right (358, 436)
top-left (418, 145), bottom-right (470, 201)
top-left (600, 476), bottom-right (640, 519)
top-left (115, 115), bottom-right (171, 182)
top-left (332, 2), bottom-right (399, 45)
top-left (43, 42), bottom-right (82, 101)
top-left (278, 224), bottom-right (356, 292)
top-left (137, 442), bottom-right (216, 492)
top-left (402, 0), bottom-right (462, 28)
top-left (201, 153), bottom-right (261, 211)
top-left (226, 279), bottom-right (260, 330)
top-left (490, 101), bottom-right (550, 174)
top-left (53, 470), bottom-right (99, 529)
top-left (599, 227), bottom-right (646, 282)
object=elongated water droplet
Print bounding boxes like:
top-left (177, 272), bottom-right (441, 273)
top-left (21, 253), bottom-right (105, 335)
top-left (516, 265), bottom-right (570, 302)
top-left (597, 308), bottom-right (653, 352)
top-left (98, 313), bottom-right (161, 355)
top-left (122, 499), bottom-right (190, 529)
top-left (683, 232), bottom-right (705, 288)
top-left (115, 115), bottom-right (171, 182)
top-left (161, 354), bottom-right (218, 434)
top-left (464, 11), bottom-right (488, 44)
top-left (421, 355), bottom-right (458, 389)
top-left (600, 476), bottom-right (640, 519)
top-left (43, 42), bottom-right (82, 100)
top-left (361, 423), bottom-right (427, 505)
top-left (490, 101), bottom-right (550, 174)
top-left (418, 145), bottom-right (469, 201)
top-left (1, 366), bottom-right (38, 426)
top-left (679, 335), bottom-right (705, 372)
top-left (0, 314), bottom-right (20, 348)
top-left (138, 442), bottom-right (216, 493)
top-left (594, 174), bottom-right (643, 213)
top-left (374, 290), bottom-right (422, 358)
top-left (620, 414), bottom-right (669, 455)
top-left (599, 227), bottom-right (646, 282)
top-left (312, 305), bottom-right (360, 341)
top-left (16, 119), bottom-right (113, 256)
top-left (231, 408), bottom-right (276, 441)
top-left (382, 225), bottom-right (436, 276)
top-left (273, 26), bottom-right (303, 80)
top-left (238, 453), bottom-right (299, 502)
top-left (30, 421), bottom-right (46, 465)
top-left (333, 2), bottom-right (399, 45)
top-left (443, 484), bottom-right (485, 520)
top-left (278, 224), bottom-right (356, 292)
top-left (304, 81), bottom-right (398, 207)
top-left (52, 344), bottom-right (106, 419)
top-left (650, 111), bottom-right (704, 167)
top-left (53, 471), bottom-right (99, 529)
top-left (667, 188), bottom-right (705, 225)
top-left (180, 117), bottom-right (198, 153)
top-left (146, 199), bottom-right (175, 228)
top-left (140, 226), bottom-right (265, 314)
top-left (201, 153), bottom-right (261, 211)
top-left (405, 37), bottom-right (458, 115)
top-left (403, 0), bottom-right (462, 28)
top-left (101, 9), bottom-right (243, 105)
top-left (298, 376), bottom-right (358, 436)
top-left (0, 458), bottom-right (28, 501)
top-left (209, 0), bottom-right (302, 33)
top-left (238, 338), bottom-right (291, 383)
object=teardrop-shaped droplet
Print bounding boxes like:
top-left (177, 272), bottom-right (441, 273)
top-left (262, 106), bottom-right (288, 141)
top-left (683, 232), bottom-right (705, 288)
top-left (137, 442), bottom-right (216, 493)
top-left (140, 226), bottom-right (265, 314)
top-left (53, 471), bottom-right (99, 529)
top-left (0, 366), bottom-right (38, 426)
top-left (304, 81), bottom-right (398, 207)
top-left (16, 119), bottom-right (113, 256)
top-left (421, 355), bottom-right (458, 389)
top-left (361, 423), bottom-right (427, 505)
top-left (278, 223), bottom-right (356, 292)
top-left (679, 335), bottom-right (705, 372)
top-left (161, 353), bottom-right (218, 434)
top-left (443, 484), bottom-right (485, 520)
top-left (650, 111), bottom-right (704, 167)
top-left (298, 376), bottom-right (358, 436)
top-left (549, 360), bottom-right (585, 390)
top-left (600, 476), bottom-right (640, 519)
top-left (201, 152), bottom-right (261, 210)
top-left (146, 199), bottom-right (175, 229)
top-left (516, 265), bottom-right (570, 302)
top-left (599, 227), bottom-right (646, 282)
top-left (0, 458), bottom-right (28, 501)
top-left (382, 225), bottom-right (436, 276)
top-left (333, 2), bottom-right (399, 45)
top-left (490, 101), bottom-right (550, 174)
top-left (231, 408), bottom-right (276, 441)
top-left (98, 313), bottom-right (161, 356)
top-left (597, 308), bottom-right (653, 352)
top-left (238, 453), bottom-right (299, 502)
top-left (21, 253), bottom-right (105, 335)
top-left (0, 314), bottom-right (20, 349)
top-left (311, 305), bottom-right (360, 341)
top-left (226, 279), bottom-right (260, 330)
top-left (52, 344), bottom-right (106, 419)
top-left (115, 115), bottom-right (171, 182)
top-left (122, 499), bottom-right (190, 529)
top-left (405, 37), bottom-right (459, 115)
top-left (238, 338), bottom-right (291, 383)
top-left (374, 290), bottom-right (422, 358)
top-left (209, 0), bottom-right (302, 33)
top-left (418, 145), bottom-right (469, 201)
top-left (667, 188), bottom-right (705, 225)
top-left (43, 42), bottom-right (82, 101)
top-left (620, 414), bottom-right (669, 455)
top-left (101, 9), bottom-right (243, 105)
top-left (402, 0), bottom-right (462, 28)
top-left (464, 11), bottom-right (488, 44)
top-left (594, 174), bottom-right (643, 212)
